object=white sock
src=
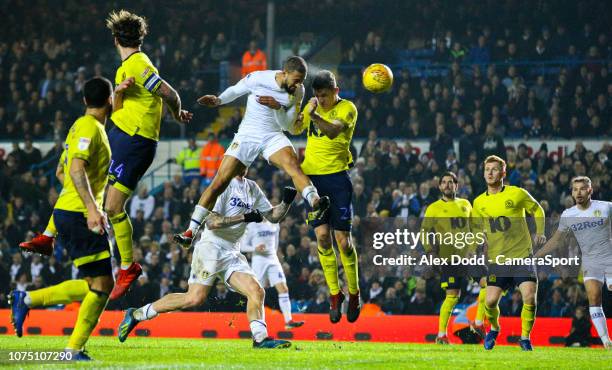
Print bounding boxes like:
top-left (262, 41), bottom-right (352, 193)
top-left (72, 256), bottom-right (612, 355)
top-left (133, 303), bottom-right (158, 321)
top-left (589, 306), bottom-right (611, 343)
top-left (43, 230), bottom-right (55, 238)
top-left (24, 292), bottom-right (32, 306)
top-left (301, 186), bottom-right (319, 207)
top-left (278, 292), bottom-right (292, 323)
top-left (474, 319), bottom-right (483, 326)
top-left (249, 320), bottom-right (268, 342)
top-left (188, 205), bottom-right (210, 232)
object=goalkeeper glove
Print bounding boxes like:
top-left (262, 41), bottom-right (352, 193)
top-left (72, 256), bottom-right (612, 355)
top-left (244, 210), bottom-right (263, 223)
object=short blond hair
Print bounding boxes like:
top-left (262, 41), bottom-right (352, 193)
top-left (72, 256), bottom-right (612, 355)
top-left (106, 10), bottom-right (148, 48)
top-left (484, 155), bottom-right (506, 172)
top-left (571, 176), bottom-right (592, 188)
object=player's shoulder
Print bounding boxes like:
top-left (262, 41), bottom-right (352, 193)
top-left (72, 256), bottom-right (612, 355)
top-left (592, 199), bottom-right (611, 208)
top-left (456, 197), bottom-right (472, 208)
top-left (246, 70), bottom-right (274, 82)
top-left (125, 52), bottom-right (157, 71)
top-left (473, 192), bottom-right (488, 204)
top-left (505, 185), bottom-right (524, 194)
top-left (337, 98), bottom-right (357, 111)
top-left (561, 205), bottom-right (578, 217)
top-left (72, 115), bottom-right (102, 132)
top-left (425, 199), bottom-right (442, 213)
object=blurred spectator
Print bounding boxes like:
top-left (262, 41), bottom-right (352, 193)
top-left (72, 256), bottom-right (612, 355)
top-left (130, 186), bottom-right (155, 220)
top-left (565, 306), bottom-right (593, 347)
top-left (175, 138), bottom-right (201, 185)
top-left (200, 133), bottom-right (225, 185)
top-left (241, 40), bottom-right (267, 77)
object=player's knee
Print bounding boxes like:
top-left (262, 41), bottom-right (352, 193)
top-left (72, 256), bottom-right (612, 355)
top-left (336, 236), bottom-right (351, 253)
top-left (104, 202), bottom-right (124, 218)
top-left (317, 231), bottom-right (333, 249)
top-left (485, 296), bottom-right (499, 308)
top-left (587, 292), bottom-right (602, 306)
top-left (276, 283), bottom-right (288, 294)
top-left (248, 284), bottom-right (265, 305)
top-left (184, 293), bottom-right (205, 308)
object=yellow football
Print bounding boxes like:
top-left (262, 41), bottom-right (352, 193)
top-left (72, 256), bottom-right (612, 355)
top-left (362, 63), bottom-right (393, 93)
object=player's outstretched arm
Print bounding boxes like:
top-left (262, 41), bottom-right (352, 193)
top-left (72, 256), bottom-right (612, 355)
top-left (198, 77), bottom-right (252, 108)
top-left (262, 187), bottom-right (297, 223)
top-left (533, 230), bottom-right (567, 258)
top-left (155, 80), bottom-right (193, 123)
top-left (307, 98), bottom-right (346, 139)
top-left (70, 158), bottom-right (106, 234)
top-left (205, 210), bottom-right (263, 230)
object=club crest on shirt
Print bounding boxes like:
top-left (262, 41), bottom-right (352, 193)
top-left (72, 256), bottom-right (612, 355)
top-left (594, 210), bottom-right (602, 217)
top-left (505, 200), bottom-right (514, 209)
top-left (230, 142), bottom-right (240, 150)
top-left (78, 137), bottom-right (91, 151)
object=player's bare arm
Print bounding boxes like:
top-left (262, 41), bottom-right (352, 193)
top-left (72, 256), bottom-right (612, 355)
top-left (112, 77), bottom-right (135, 112)
top-left (197, 95), bottom-right (221, 107)
top-left (205, 210), bottom-right (263, 230)
top-left (70, 158), bottom-right (106, 233)
top-left (533, 230), bottom-right (568, 258)
top-left (55, 160), bottom-right (65, 185)
top-left (307, 98), bottom-right (346, 139)
top-left (155, 80), bottom-right (193, 123)
top-left (262, 186), bottom-right (297, 223)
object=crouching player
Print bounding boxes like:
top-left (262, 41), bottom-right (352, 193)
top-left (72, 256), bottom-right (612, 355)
top-left (118, 171), bottom-right (297, 348)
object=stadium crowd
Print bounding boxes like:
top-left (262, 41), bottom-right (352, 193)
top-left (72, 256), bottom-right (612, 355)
top-left (0, 0), bottom-right (610, 324)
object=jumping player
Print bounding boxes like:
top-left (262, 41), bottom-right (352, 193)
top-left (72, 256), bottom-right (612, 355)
top-left (174, 56), bottom-right (329, 248)
top-left (291, 70), bottom-right (360, 323)
top-left (104, 10), bottom-right (192, 300)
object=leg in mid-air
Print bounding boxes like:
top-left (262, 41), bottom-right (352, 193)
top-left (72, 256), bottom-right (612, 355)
top-left (584, 279), bottom-right (612, 348)
top-left (105, 185), bottom-right (142, 300)
top-left (267, 147), bottom-right (329, 221)
top-left (19, 215), bottom-right (57, 256)
top-left (174, 155), bottom-right (246, 247)
top-left (314, 224), bottom-right (343, 323)
top-left (10, 279), bottom-right (90, 337)
top-left (334, 230), bottom-right (360, 323)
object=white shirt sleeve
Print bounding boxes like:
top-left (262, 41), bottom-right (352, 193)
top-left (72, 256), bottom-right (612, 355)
top-left (557, 210), bottom-right (570, 233)
top-left (218, 73), bottom-right (257, 105)
top-left (274, 84), bottom-right (304, 131)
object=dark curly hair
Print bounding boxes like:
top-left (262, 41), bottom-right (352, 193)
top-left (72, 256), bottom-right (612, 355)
top-left (106, 10), bottom-right (148, 48)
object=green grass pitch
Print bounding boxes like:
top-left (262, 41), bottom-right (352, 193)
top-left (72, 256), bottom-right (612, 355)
top-left (0, 336), bottom-right (610, 369)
